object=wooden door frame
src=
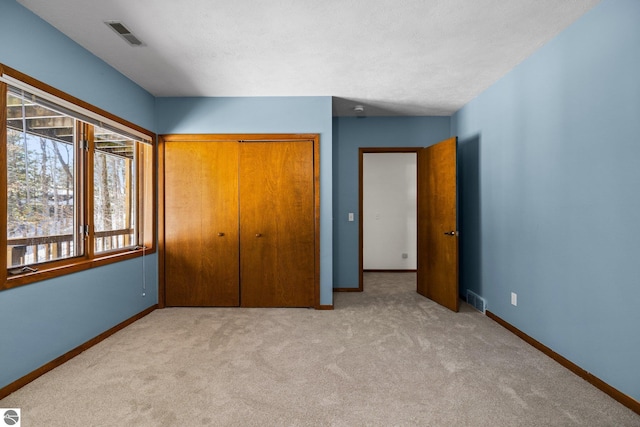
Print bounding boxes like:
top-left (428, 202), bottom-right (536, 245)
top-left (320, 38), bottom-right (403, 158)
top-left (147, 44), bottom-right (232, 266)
top-left (158, 133), bottom-right (321, 309)
top-left (357, 147), bottom-right (420, 291)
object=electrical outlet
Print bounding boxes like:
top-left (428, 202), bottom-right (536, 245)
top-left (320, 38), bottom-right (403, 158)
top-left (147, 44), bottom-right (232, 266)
top-left (348, 213), bottom-right (354, 222)
top-left (511, 292), bottom-right (518, 306)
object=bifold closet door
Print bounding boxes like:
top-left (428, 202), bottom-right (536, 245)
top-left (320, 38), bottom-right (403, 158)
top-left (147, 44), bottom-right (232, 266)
top-left (164, 141), bottom-right (240, 306)
top-left (239, 141), bottom-right (315, 307)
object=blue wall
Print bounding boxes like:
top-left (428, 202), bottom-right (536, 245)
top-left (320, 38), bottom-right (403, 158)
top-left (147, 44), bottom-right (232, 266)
top-left (453, 0), bottom-right (640, 401)
top-left (156, 96), bottom-right (334, 305)
top-left (0, 0), bottom-right (158, 389)
top-left (0, 0), bottom-right (155, 130)
top-left (0, 258), bottom-right (158, 389)
top-left (332, 117), bottom-right (451, 288)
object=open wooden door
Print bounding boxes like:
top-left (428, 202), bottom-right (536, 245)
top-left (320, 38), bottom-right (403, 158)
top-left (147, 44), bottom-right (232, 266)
top-left (417, 137), bottom-right (459, 312)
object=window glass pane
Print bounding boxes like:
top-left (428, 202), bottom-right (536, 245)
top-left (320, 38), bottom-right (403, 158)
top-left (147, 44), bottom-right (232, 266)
top-left (6, 89), bottom-right (81, 268)
top-left (93, 127), bottom-right (136, 253)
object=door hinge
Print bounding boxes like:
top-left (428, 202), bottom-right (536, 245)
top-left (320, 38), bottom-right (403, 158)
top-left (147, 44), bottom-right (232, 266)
top-left (82, 140), bottom-right (89, 151)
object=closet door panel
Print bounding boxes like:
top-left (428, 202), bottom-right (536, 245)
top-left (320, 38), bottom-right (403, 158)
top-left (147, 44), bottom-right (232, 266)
top-left (239, 141), bottom-right (315, 307)
top-left (164, 141), bottom-right (239, 306)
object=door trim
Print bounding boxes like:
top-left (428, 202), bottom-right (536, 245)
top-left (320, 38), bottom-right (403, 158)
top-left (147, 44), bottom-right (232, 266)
top-left (358, 147), bottom-right (420, 291)
top-left (158, 134), bottom-right (320, 309)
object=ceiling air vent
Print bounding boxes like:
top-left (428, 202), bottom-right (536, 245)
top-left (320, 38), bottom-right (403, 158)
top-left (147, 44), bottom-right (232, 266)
top-left (105, 21), bottom-right (144, 46)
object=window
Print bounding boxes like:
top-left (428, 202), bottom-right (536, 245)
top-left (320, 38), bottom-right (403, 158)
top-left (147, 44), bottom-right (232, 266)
top-left (6, 87), bottom-right (82, 267)
top-left (93, 127), bottom-right (137, 253)
top-left (1, 65), bottom-right (155, 289)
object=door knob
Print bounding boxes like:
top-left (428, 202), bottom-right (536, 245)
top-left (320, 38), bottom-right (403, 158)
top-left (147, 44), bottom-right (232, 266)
top-left (444, 231), bottom-right (458, 236)
top-left (255, 233), bottom-right (263, 238)
top-left (217, 232), bottom-right (225, 237)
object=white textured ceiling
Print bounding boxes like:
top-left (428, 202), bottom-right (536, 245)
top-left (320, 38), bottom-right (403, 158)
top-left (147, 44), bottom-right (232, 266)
top-left (18, 0), bottom-right (600, 116)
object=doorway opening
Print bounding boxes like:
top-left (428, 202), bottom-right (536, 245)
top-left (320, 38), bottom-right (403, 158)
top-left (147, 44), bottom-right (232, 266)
top-left (359, 147), bottom-right (420, 291)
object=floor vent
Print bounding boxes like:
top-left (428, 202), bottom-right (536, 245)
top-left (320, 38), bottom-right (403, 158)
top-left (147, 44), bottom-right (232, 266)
top-left (466, 290), bottom-right (486, 314)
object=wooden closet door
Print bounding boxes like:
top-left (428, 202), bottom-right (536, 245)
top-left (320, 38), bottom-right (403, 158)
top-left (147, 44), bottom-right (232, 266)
top-left (239, 141), bottom-right (315, 307)
top-left (164, 141), bottom-right (239, 306)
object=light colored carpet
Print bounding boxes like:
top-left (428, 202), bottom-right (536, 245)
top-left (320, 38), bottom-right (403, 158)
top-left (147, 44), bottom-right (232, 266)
top-left (2, 273), bottom-right (639, 426)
